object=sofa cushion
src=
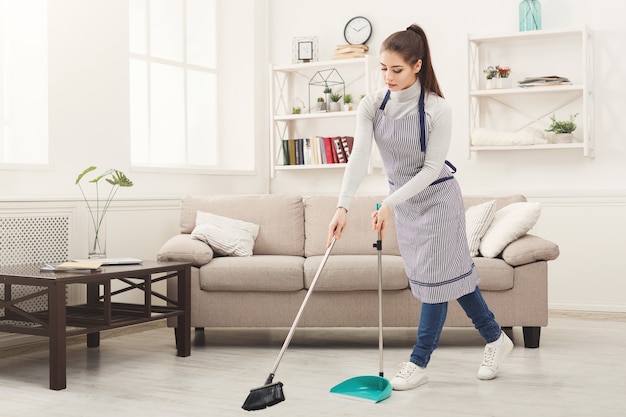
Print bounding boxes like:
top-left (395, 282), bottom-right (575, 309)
top-left (304, 195), bottom-right (400, 257)
top-left (180, 194), bottom-right (305, 256)
top-left (479, 202), bottom-right (541, 258)
top-left (501, 234), bottom-right (560, 266)
top-left (303, 255), bottom-right (408, 291)
top-left (473, 257), bottom-right (514, 291)
top-left (198, 255), bottom-right (304, 291)
top-left (192, 211), bottom-right (260, 257)
top-left (156, 234), bottom-right (214, 266)
top-left (463, 194), bottom-right (526, 211)
top-left (465, 200), bottom-right (496, 257)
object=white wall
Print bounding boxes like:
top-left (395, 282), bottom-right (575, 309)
top-left (0, 0), bottom-right (624, 312)
top-left (0, 0), bottom-right (269, 201)
top-left (266, 0), bottom-right (626, 312)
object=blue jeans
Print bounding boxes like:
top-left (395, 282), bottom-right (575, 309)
top-left (409, 287), bottom-right (502, 367)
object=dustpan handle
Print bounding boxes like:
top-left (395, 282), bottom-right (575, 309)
top-left (377, 229), bottom-right (384, 377)
top-left (269, 237), bottom-right (337, 376)
top-left (375, 203), bottom-right (384, 377)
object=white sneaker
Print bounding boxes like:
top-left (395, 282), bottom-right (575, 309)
top-left (477, 332), bottom-right (514, 380)
top-left (390, 362), bottom-right (428, 391)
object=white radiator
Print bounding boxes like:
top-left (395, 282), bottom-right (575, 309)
top-left (0, 212), bottom-right (72, 346)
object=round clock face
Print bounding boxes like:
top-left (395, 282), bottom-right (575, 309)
top-left (343, 16), bottom-right (372, 45)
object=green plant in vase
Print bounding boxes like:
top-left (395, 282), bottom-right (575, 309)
top-left (545, 113), bottom-right (578, 134)
top-left (329, 93), bottom-right (343, 112)
top-left (343, 93), bottom-right (354, 111)
top-left (76, 166), bottom-right (134, 258)
top-left (545, 113), bottom-right (578, 143)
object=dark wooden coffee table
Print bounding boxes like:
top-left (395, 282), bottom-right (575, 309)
top-left (0, 260), bottom-right (191, 390)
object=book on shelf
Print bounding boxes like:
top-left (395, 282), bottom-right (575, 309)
top-left (319, 136), bottom-right (328, 164)
top-left (334, 44), bottom-right (368, 60)
top-left (517, 75), bottom-right (571, 87)
top-left (340, 136), bottom-right (354, 161)
top-left (280, 135), bottom-right (354, 166)
top-left (304, 137), bottom-right (312, 165)
top-left (296, 138), bottom-right (304, 165)
top-left (288, 139), bottom-right (296, 165)
top-left (333, 137), bottom-right (347, 163)
top-left (334, 51), bottom-right (367, 59)
top-left (281, 138), bottom-right (298, 165)
top-left (311, 136), bottom-right (323, 165)
top-left (282, 140), bottom-right (290, 165)
top-left (323, 137), bottom-right (336, 163)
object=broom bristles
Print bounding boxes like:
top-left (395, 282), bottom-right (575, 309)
top-left (241, 381), bottom-right (285, 411)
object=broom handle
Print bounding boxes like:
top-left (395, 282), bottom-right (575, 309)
top-left (268, 236), bottom-right (337, 377)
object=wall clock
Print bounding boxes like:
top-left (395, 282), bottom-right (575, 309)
top-left (343, 16), bottom-right (372, 45)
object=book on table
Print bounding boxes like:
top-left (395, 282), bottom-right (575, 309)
top-left (40, 261), bottom-right (103, 272)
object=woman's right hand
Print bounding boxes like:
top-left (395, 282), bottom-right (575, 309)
top-left (327, 207), bottom-right (347, 247)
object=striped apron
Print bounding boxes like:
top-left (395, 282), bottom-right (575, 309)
top-left (374, 89), bottom-right (479, 304)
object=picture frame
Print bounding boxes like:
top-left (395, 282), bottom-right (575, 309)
top-left (292, 36), bottom-right (318, 63)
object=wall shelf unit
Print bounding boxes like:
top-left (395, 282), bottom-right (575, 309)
top-left (467, 27), bottom-right (594, 157)
top-left (269, 57), bottom-right (372, 177)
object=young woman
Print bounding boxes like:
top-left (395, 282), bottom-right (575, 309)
top-left (327, 24), bottom-right (513, 391)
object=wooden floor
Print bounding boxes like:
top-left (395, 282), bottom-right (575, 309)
top-left (0, 311), bottom-right (625, 417)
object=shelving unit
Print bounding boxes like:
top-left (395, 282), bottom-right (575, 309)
top-left (269, 57), bottom-right (372, 176)
top-left (467, 27), bottom-right (594, 157)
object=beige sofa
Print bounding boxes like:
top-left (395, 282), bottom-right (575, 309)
top-left (158, 194), bottom-right (560, 348)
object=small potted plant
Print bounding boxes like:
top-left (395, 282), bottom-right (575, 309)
top-left (316, 96), bottom-right (326, 112)
top-left (545, 113), bottom-right (578, 143)
top-left (343, 93), bottom-right (354, 111)
top-left (329, 93), bottom-right (343, 111)
top-left (496, 65), bottom-right (511, 88)
top-left (323, 86), bottom-right (333, 106)
top-left (483, 66), bottom-right (497, 89)
top-left (291, 97), bottom-right (305, 114)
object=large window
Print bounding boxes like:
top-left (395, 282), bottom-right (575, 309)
top-left (0, 0), bottom-right (48, 166)
top-left (129, 0), bottom-right (218, 169)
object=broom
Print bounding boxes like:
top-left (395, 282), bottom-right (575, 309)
top-left (242, 237), bottom-right (338, 411)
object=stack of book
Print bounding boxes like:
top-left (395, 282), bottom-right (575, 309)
top-left (518, 75), bottom-right (571, 87)
top-left (334, 44), bottom-right (368, 60)
top-left (282, 136), bottom-right (354, 166)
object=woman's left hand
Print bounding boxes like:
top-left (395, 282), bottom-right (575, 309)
top-left (371, 203), bottom-right (390, 240)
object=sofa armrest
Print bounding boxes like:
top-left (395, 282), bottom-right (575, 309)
top-left (501, 234), bottom-right (560, 266)
top-left (156, 234), bottom-right (214, 267)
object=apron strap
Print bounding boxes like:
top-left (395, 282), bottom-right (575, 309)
top-left (418, 88), bottom-right (426, 152)
top-left (379, 90), bottom-right (391, 110)
top-left (445, 160), bottom-right (457, 173)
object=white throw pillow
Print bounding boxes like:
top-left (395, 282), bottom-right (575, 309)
top-left (479, 202), bottom-right (541, 258)
top-left (192, 211), bottom-right (260, 257)
top-left (465, 200), bottom-right (496, 257)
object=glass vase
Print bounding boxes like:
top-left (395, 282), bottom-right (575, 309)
top-left (88, 216), bottom-right (107, 259)
top-left (519, 0), bottom-right (541, 31)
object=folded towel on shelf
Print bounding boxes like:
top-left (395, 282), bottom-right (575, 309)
top-left (471, 127), bottom-right (548, 146)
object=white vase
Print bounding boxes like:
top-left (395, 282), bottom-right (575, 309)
top-left (329, 102), bottom-right (341, 112)
top-left (496, 77), bottom-right (510, 89)
top-left (485, 78), bottom-right (496, 89)
top-left (552, 133), bottom-right (573, 144)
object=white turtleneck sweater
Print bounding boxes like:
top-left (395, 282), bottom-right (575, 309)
top-left (337, 80), bottom-right (452, 210)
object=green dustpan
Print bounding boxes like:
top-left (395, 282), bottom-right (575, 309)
top-left (330, 223), bottom-right (392, 403)
top-left (330, 375), bottom-right (392, 403)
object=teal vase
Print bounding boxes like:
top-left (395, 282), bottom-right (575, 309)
top-left (519, 0), bottom-right (542, 31)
